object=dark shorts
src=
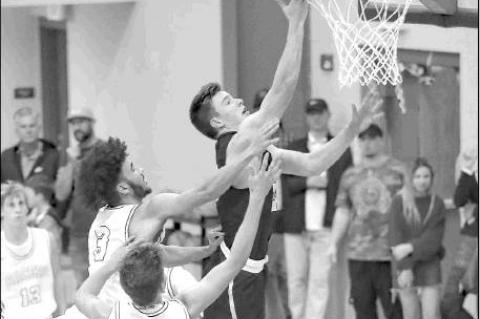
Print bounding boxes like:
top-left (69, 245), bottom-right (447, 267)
top-left (203, 248), bottom-right (267, 319)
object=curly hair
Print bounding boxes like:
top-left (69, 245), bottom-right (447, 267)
top-left (189, 82), bottom-right (221, 139)
top-left (120, 243), bottom-right (164, 307)
top-left (77, 137), bottom-right (127, 210)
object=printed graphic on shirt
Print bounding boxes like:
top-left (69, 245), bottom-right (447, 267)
top-left (93, 226), bottom-right (111, 262)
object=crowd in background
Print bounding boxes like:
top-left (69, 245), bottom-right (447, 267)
top-left (0, 98), bottom-right (478, 319)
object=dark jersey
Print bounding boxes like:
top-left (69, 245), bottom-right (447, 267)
top-left (215, 132), bottom-right (275, 260)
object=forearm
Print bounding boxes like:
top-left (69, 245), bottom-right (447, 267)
top-left (160, 244), bottom-right (212, 268)
top-left (51, 245), bottom-right (66, 315)
top-left (75, 266), bottom-right (114, 319)
top-left (307, 123), bottom-right (358, 175)
top-left (260, 22), bottom-right (305, 119)
top-left (229, 193), bottom-right (265, 263)
top-left (331, 207), bottom-right (350, 246)
top-left (199, 152), bottom-right (253, 201)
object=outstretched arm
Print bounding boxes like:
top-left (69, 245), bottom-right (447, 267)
top-left (240, 0), bottom-right (308, 130)
top-left (274, 96), bottom-right (381, 176)
top-left (74, 238), bottom-right (140, 319)
top-left (180, 156), bottom-right (281, 318)
top-left (128, 121), bottom-right (279, 241)
top-left (159, 230), bottom-right (224, 267)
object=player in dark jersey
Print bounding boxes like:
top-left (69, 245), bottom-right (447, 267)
top-left (189, 1), bottom-right (383, 318)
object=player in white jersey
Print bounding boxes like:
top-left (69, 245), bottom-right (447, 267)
top-left (75, 154), bottom-right (280, 319)
top-left (87, 204), bottom-right (223, 305)
top-left (62, 122), bottom-right (275, 303)
top-left (1, 182), bottom-right (66, 319)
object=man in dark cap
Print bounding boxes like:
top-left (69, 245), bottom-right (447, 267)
top-left (328, 123), bottom-right (410, 319)
top-left (282, 99), bottom-right (353, 319)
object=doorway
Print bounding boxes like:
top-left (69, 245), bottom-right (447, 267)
top-left (39, 18), bottom-right (69, 164)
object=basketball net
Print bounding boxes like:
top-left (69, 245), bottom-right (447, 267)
top-left (308, 0), bottom-right (412, 112)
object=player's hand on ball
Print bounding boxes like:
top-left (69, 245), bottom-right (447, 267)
top-left (248, 154), bottom-right (281, 197)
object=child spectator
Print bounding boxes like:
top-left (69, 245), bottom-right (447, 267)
top-left (1, 181), bottom-right (66, 318)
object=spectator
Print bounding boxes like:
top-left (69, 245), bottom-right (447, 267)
top-left (1, 107), bottom-right (59, 185)
top-left (389, 157), bottom-right (446, 319)
top-left (441, 147), bottom-right (478, 319)
top-left (328, 123), bottom-right (412, 319)
top-left (1, 181), bottom-right (66, 318)
top-left (25, 174), bottom-right (64, 251)
top-left (55, 107), bottom-right (102, 287)
top-left (282, 98), bottom-right (352, 319)
top-left (252, 88), bottom-right (291, 319)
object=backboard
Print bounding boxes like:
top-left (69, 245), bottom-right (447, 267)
top-left (360, 0), bottom-right (478, 27)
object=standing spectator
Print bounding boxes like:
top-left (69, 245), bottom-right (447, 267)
top-left (328, 124), bottom-right (412, 319)
top-left (441, 147), bottom-right (478, 319)
top-left (1, 181), bottom-right (66, 318)
top-left (1, 107), bottom-right (59, 185)
top-left (55, 107), bottom-right (102, 287)
top-left (252, 88), bottom-right (291, 319)
top-left (282, 98), bottom-right (352, 319)
top-left (389, 157), bottom-right (446, 319)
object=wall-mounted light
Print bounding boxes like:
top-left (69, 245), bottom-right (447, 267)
top-left (320, 54), bottom-right (334, 71)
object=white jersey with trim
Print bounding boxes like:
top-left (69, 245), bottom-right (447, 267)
top-left (1, 228), bottom-right (56, 319)
top-left (163, 267), bottom-right (198, 298)
top-left (108, 299), bottom-right (190, 319)
top-left (88, 204), bottom-right (138, 305)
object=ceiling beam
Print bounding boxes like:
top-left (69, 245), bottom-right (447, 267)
top-left (419, 0), bottom-right (457, 15)
top-left (1, 0), bottom-right (136, 7)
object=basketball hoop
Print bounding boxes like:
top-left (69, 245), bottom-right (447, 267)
top-left (308, 0), bottom-right (412, 88)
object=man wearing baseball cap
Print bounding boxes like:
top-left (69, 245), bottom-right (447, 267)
top-left (55, 107), bottom-right (103, 287)
top-left (282, 98), bottom-right (353, 319)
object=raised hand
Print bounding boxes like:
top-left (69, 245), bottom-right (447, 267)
top-left (206, 226), bottom-right (225, 254)
top-left (242, 119), bottom-right (280, 158)
top-left (351, 87), bottom-right (384, 132)
top-left (275, 0), bottom-right (309, 25)
top-left (248, 154), bottom-right (282, 198)
top-left (105, 236), bottom-right (144, 272)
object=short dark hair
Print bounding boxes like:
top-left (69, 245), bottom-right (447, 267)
top-left (189, 83), bottom-right (222, 139)
top-left (358, 124), bottom-right (383, 140)
top-left (120, 243), bottom-right (164, 307)
top-left (77, 137), bottom-right (127, 210)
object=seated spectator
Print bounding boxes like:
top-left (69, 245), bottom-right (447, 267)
top-left (389, 157), bottom-right (446, 319)
top-left (1, 107), bottom-right (59, 186)
top-left (1, 181), bottom-right (66, 318)
top-left (25, 174), bottom-right (64, 251)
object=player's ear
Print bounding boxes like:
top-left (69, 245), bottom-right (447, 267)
top-left (210, 117), bottom-right (224, 130)
top-left (116, 181), bottom-right (131, 196)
